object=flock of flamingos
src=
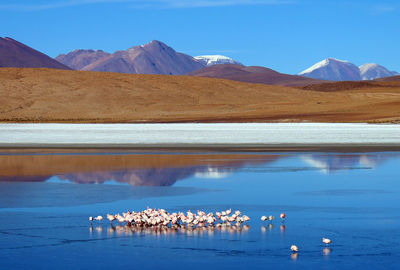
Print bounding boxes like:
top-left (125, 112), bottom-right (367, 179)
top-left (89, 207), bottom-right (332, 254)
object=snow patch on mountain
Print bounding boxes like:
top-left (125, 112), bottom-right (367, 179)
top-left (359, 63), bottom-right (398, 80)
top-left (194, 55), bottom-right (242, 66)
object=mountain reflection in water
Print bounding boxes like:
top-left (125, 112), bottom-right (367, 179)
top-left (0, 150), bottom-right (397, 186)
top-left (0, 150), bottom-right (278, 186)
top-left (57, 166), bottom-right (233, 186)
top-left (300, 153), bottom-right (394, 174)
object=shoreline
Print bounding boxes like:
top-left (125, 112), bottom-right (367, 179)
top-left (2, 144), bottom-right (400, 152)
top-left (1, 123), bottom-right (400, 150)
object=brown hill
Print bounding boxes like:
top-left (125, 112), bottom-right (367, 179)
top-left (300, 81), bottom-right (380, 92)
top-left (81, 40), bottom-right (205, 75)
top-left (0, 37), bottom-right (70, 69)
top-left (375, 75), bottom-right (400, 82)
top-left (300, 80), bottom-right (400, 92)
top-left (186, 64), bottom-right (326, 87)
top-left (55, 49), bottom-right (110, 70)
top-left (1, 68), bottom-right (400, 123)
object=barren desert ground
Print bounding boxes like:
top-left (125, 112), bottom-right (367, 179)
top-left (1, 67), bottom-right (400, 123)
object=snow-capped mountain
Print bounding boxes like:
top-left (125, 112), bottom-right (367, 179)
top-left (359, 63), bottom-right (398, 80)
top-left (299, 58), bottom-right (399, 81)
top-left (194, 55), bottom-right (242, 66)
top-left (299, 58), bottom-right (361, 81)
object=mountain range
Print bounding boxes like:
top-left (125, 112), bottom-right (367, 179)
top-left (0, 37), bottom-right (398, 84)
top-left (57, 40), bottom-right (205, 75)
top-left (55, 41), bottom-right (324, 86)
top-left (299, 58), bottom-right (398, 81)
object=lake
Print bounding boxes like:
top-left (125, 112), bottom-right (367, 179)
top-left (0, 149), bottom-right (399, 269)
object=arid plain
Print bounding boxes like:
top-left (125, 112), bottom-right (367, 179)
top-left (1, 68), bottom-right (400, 123)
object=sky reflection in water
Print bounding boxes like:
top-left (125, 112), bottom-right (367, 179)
top-left (0, 150), bottom-right (399, 270)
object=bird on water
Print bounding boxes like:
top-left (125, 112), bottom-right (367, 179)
top-left (322, 237), bottom-right (332, 246)
top-left (94, 216), bottom-right (103, 223)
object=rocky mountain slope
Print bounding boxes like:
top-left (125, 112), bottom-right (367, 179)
top-left (55, 49), bottom-right (110, 70)
top-left (0, 37), bottom-right (70, 69)
top-left (57, 40), bottom-right (205, 75)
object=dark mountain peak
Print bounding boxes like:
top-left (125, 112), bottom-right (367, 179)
top-left (1, 37), bottom-right (21, 46)
top-left (0, 37), bottom-right (70, 70)
top-left (139, 40), bottom-right (175, 54)
top-left (126, 40), bottom-right (168, 51)
top-left (55, 49), bottom-right (110, 70)
top-left (3, 37), bottom-right (16, 42)
top-left (147, 40), bottom-right (167, 47)
top-left (77, 40), bottom-right (204, 75)
top-left (72, 49), bottom-right (95, 54)
top-left (70, 49), bottom-right (108, 55)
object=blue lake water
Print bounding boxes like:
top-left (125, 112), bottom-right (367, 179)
top-left (0, 150), bottom-right (399, 269)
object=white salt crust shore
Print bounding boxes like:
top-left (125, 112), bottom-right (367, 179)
top-left (0, 123), bottom-right (400, 149)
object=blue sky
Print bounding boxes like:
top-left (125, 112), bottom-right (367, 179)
top-left (1, 0), bottom-right (399, 74)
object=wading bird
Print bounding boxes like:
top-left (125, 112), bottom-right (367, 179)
top-left (242, 215), bottom-right (250, 223)
top-left (322, 237), bottom-right (332, 246)
top-left (107, 214), bottom-right (116, 224)
top-left (94, 215), bottom-right (103, 223)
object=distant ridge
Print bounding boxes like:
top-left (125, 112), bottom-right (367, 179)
top-left (375, 75), bottom-right (400, 82)
top-left (0, 37), bottom-right (70, 70)
top-left (56, 49), bottom-right (110, 70)
top-left (57, 40), bottom-right (205, 75)
top-left (187, 64), bottom-right (326, 87)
